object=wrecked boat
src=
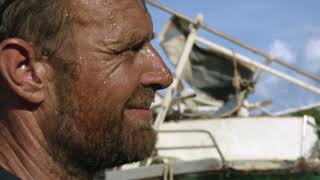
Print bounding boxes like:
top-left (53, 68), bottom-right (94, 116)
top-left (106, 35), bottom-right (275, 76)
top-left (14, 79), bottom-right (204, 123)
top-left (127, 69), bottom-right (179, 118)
top-left (104, 1), bottom-right (320, 179)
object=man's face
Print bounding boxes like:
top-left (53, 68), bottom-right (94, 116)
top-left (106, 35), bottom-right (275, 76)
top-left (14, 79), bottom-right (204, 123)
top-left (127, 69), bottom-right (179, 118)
top-left (45, 0), bottom-right (172, 172)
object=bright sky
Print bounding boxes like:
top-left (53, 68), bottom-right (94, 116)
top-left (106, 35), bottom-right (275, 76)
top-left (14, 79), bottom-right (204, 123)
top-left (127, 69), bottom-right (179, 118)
top-left (147, 0), bottom-right (320, 113)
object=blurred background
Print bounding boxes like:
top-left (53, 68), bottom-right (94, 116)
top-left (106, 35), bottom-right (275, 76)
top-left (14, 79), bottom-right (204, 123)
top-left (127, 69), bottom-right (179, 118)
top-left (147, 0), bottom-right (320, 114)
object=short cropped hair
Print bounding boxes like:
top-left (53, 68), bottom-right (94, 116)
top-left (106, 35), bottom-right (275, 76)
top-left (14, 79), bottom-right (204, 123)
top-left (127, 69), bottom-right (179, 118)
top-left (0, 0), bottom-right (72, 56)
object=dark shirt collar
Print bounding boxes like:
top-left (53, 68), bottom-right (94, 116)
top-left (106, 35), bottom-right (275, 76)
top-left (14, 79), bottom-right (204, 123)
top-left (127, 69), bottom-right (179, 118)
top-left (0, 166), bottom-right (20, 180)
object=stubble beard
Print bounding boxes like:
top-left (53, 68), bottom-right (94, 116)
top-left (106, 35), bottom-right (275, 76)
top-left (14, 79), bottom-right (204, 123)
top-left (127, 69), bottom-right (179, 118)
top-left (47, 77), bottom-right (156, 176)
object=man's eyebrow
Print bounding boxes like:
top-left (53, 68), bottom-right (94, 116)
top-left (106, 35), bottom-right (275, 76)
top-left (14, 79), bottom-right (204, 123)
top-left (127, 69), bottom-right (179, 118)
top-left (107, 30), bottom-right (155, 53)
top-left (127, 31), bottom-right (155, 47)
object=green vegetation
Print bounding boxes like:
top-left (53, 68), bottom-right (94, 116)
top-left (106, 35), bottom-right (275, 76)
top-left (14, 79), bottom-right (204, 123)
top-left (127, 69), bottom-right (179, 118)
top-left (291, 108), bottom-right (320, 125)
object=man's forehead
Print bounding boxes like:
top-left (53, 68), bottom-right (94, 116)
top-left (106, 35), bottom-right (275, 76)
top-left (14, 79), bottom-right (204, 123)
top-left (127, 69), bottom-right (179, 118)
top-left (69, 0), bottom-right (153, 52)
top-left (73, 0), bottom-right (146, 10)
top-left (71, 0), bottom-right (149, 23)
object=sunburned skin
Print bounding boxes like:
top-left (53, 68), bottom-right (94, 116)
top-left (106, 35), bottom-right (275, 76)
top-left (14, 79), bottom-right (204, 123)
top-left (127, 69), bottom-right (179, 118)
top-left (0, 0), bottom-right (173, 179)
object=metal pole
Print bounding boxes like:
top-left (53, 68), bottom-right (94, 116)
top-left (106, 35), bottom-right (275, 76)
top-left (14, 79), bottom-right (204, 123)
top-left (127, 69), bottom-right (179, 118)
top-left (146, 0), bottom-right (320, 83)
top-left (300, 115), bottom-right (308, 158)
top-left (153, 28), bottom-right (198, 130)
top-left (195, 36), bottom-right (320, 95)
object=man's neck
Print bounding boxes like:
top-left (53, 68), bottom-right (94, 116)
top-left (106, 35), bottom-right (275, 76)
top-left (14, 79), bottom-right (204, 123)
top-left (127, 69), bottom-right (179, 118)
top-left (0, 110), bottom-right (90, 180)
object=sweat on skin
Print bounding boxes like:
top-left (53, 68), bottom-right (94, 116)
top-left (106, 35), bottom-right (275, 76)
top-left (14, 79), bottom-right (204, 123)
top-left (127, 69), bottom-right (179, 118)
top-left (0, 0), bottom-right (173, 179)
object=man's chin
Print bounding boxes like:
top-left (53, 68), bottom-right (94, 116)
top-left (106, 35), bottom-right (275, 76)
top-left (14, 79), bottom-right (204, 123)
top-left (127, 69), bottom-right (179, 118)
top-left (118, 120), bottom-right (157, 163)
top-left (85, 112), bottom-right (157, 169)
top-left (122, 107), bottom-right (156, 152)
top-left (49, 108), bottom-right (156, 172)
top-left (59, 124), bottom-right (156, 172)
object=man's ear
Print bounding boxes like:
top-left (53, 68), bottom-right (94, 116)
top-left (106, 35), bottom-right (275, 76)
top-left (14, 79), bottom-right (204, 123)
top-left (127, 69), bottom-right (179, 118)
top-left (0, 38), bottom-right (45, 104)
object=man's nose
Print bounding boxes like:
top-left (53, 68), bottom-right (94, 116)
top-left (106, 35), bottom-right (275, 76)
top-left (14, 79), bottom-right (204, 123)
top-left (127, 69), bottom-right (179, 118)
top-left (139, 44), bottom-right (173, 90)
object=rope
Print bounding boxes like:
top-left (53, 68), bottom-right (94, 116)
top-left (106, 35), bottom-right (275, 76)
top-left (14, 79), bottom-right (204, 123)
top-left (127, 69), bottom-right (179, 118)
top-left (162, 163), bottom-right (174, 180)
top-left (231, 49), bottom-right (241, 96)
top-left (231, 49), bottom-right (255, 94)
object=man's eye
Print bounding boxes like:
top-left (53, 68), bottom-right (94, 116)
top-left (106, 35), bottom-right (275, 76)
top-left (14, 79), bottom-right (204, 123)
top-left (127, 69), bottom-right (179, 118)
top-left (130, 43), bottom-right (144, 52)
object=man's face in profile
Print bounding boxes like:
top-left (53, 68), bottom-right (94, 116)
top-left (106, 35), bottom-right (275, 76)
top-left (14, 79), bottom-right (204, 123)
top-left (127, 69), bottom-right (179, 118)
top-left (43, 0), bottom-right (172, 172)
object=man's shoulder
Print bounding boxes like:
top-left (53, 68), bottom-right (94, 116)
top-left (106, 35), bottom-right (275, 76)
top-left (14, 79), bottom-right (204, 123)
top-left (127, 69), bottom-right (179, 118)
top-left (0, 166), bottom-right (20, 180)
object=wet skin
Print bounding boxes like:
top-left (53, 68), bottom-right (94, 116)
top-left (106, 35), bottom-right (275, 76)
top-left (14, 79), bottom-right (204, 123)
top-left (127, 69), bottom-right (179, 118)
top-left (43, 0), bottom-right (173, 174)
top-left (0, 0), bottom-right (172, 179)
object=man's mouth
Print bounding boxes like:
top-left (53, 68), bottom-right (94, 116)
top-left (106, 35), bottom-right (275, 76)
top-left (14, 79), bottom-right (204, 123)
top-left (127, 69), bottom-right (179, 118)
top-left (124, 107), bottom-right (153, 123)
top-left (125, 100), bottom-right (154, 123)
top-left (125, 86), bottom-right (155, 123)
top-left (126, 103), bottom-right (152, 110)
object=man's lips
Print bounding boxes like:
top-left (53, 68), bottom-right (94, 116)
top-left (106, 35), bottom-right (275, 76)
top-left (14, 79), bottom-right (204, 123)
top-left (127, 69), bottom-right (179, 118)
top-left (124, 107), bottom-right (153, 123)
